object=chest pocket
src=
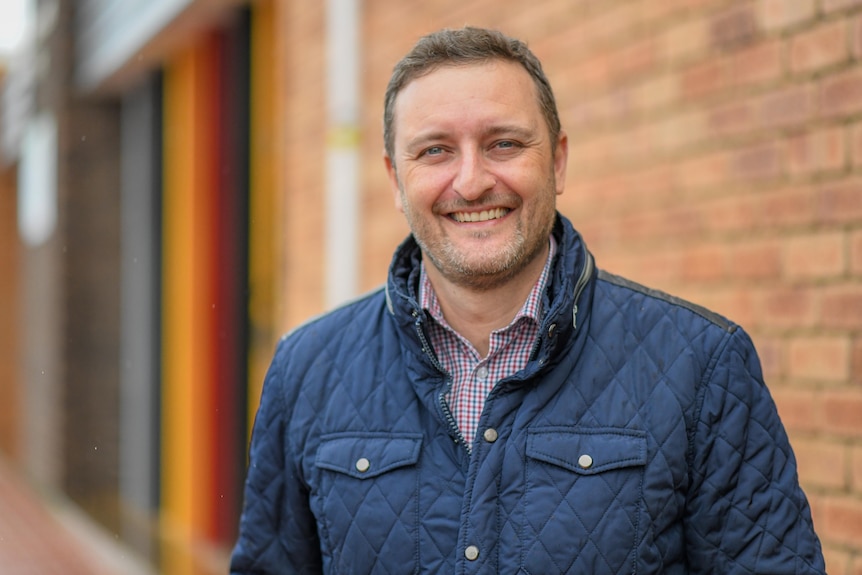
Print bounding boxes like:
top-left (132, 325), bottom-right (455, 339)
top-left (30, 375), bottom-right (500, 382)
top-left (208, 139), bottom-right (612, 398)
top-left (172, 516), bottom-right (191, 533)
top-left (314, 433), bottom-right (422, 574)
top-left (522, 427), bottom-right (647, 575)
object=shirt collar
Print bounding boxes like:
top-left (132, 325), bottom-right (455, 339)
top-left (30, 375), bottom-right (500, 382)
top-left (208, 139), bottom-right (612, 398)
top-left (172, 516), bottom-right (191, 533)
top-left (418, 234), bottom-right (558, 330)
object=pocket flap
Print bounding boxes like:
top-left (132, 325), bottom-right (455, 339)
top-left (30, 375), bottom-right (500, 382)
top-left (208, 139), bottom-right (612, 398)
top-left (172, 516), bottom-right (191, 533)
top-left (316, 433), bottom-right (423, 479)
top-left (526, 427), bottom-right (647, 475)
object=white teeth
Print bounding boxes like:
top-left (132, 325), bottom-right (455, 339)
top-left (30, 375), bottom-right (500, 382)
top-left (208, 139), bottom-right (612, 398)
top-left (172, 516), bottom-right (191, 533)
top-left (452, 208), bottom-right (508, 223)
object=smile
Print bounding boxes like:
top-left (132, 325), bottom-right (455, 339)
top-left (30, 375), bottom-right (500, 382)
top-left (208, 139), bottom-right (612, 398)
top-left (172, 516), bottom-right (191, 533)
top-left (450, 208), bottom-right (510, 223)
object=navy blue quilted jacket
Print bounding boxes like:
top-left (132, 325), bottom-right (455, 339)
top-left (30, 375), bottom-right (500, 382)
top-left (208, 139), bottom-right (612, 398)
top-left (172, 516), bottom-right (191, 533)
top-left (231, 214), bottom-right (825, 574)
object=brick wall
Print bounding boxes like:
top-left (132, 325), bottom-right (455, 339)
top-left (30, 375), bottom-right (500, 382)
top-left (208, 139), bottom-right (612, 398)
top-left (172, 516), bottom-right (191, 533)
top-left (276, 0), bottom-right (862, 569)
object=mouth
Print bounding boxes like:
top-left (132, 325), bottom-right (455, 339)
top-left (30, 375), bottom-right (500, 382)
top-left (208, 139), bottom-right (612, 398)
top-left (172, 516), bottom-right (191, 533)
top-left (449, 208), bottom-right (510, 223)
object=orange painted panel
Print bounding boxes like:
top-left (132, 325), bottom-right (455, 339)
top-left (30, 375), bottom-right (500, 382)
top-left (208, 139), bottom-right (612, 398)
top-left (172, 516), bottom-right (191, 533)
top-left (161, 32), bottom-right (221, 552)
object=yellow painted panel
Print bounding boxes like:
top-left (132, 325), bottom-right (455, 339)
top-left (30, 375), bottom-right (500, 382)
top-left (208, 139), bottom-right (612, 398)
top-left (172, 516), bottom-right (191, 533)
top-left (247, 0), bottom-right (282, 427)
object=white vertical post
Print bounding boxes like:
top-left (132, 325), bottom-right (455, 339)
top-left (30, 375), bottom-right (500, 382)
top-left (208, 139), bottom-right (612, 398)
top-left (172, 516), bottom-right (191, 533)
top-left (325, 0), bottom-right (360, 308)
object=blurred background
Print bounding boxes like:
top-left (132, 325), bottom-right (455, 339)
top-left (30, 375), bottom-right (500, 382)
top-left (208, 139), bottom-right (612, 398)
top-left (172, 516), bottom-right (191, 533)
top-left (0, 0), bottom-right (860, 573)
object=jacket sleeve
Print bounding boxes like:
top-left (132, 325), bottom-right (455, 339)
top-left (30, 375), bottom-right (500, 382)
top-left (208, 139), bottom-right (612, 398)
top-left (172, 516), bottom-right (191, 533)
top-left (684, 327), bottom-right (826, 574)
top-left (230, 338), bottom-right (323, 574)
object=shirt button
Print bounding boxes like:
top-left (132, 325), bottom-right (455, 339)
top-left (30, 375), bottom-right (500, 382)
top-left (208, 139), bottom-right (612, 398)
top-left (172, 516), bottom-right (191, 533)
top-left (464, 545), bottom-right (480, 561)
top-left (578, 454), bottom-right (593, 469)
top-left (355, 457), bottom-right (370, 472)
top-left (475, 366), bottom-right (489, 380)
top-left (483, 428), bottom-right (498, 443)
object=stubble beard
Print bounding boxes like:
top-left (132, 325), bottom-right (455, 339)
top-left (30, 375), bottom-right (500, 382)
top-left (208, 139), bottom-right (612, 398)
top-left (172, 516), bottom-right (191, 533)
top-left (401, 186), bottom-right (556, 292)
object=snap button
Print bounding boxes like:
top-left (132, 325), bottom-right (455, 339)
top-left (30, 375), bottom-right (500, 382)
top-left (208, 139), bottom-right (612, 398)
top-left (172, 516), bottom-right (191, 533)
top-left (465, 545), bottom-right (479, 561)
top-left (578, 454), bottom-right (593, 469)
top-left (483, 428), bottom-right (498, 443)
top-left (355, 457), bottom-right (370, 472)
top-left (475, 365), bottom-right (489, 380)
top-left (548, 323), bottom-right (557, 338)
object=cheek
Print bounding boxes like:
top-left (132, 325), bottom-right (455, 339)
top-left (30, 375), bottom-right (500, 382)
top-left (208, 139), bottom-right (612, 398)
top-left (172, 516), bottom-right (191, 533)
top-left (401, 169), bottom-right (452, 206)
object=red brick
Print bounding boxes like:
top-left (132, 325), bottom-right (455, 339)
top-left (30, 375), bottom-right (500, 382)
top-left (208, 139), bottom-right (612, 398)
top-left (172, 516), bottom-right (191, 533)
top-left (822, 389), bottom-right (862, 437)
top-left (758, 0), bottom-right (817, 31)
top-left (823, 0), bottom-right (862, 13)
top-left (820, 495), bottom-right (862, 548)
top-left (852, 122), bottom-right (862, 167)
top-left (710, 4), bottom-right (758, 51)
top-left (788, 126), bottom-right (847, 177)
top-left (755, 285), bottom-right (819, 330)
top-left (853, 15), bottom-right (862, 59)
top-left (730, 238), bottom-right (782, 281)
top-left (702, 193), bottom-right (759, 236)
top-left (821, 285), bottom-right (862, 330)
top-left (707, 288), bottom-right (757, 330)
top-left (649, 111), bottom-right (707, 156)
top-left (820, 67), bottom-right (862, 119)
top-left (679, 243), bottom-right (728, 283)
top-left (665, 204), bottom-right (711, 242)
top-left (676, 150), bottom-right (728, 192)
top-left (758, 185), bottom-right (817, 229)
top-left (729, 141), bottom-right (783, 183)
top-left (817, 178), bottom-right (862, 224)
top-left (681, 58), bottom-right (731, 102)
top-left (664, 18), bottom-right (711, 65)
top-left (707, 99), bottom-right (754, 137)
top-left (732, 39), bottom-right (784, 89)
top-left (630, 74), bottom-right (677, 115)
top-left (793, 437), bottom-right (847, 490)
top-left (752, 334), bottom-right (782, 378)
top-left (782, 231), bottom-right (847, 280)
top-left (617, 209), bottom-right (667, 244)
top-left (758, 85), bottom-right (816, 130)
top-left (772, 386), bottom-right (822, 432)
top-left (853, 337), bottom-right (862, 386)
top-left (824, 547), bottom-right (852, 575)
top-left (790, 20), bottom-right (848, 74)
top-left (607, 37), bottom-right (662, 85)
top-left (852, 230), bottom-right (862, 276)
top-left (624, 250), bottom-right (685, 288)
top-left (787, 335), bottom-right (852, 383)
top-left (852, 445), bottom-right (862, 493)
top-left (641, 0), bottom-right (725, 26)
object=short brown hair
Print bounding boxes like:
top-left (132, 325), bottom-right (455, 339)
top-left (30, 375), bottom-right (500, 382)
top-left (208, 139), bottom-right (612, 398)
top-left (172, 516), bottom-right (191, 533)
top-left (383, 27), bottom-right (561, 160)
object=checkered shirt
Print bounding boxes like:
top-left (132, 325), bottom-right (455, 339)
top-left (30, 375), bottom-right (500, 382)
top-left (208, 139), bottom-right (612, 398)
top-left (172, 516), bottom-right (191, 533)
top-left (418, 236), bottom-right (557, 449)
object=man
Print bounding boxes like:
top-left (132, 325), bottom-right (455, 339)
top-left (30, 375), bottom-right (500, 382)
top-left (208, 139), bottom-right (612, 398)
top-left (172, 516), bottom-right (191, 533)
top-left (231, 27), bottom-right (825, 574)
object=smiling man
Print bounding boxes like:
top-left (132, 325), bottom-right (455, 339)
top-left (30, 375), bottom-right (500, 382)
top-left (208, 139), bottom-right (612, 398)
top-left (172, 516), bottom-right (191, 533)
top-left (231, 27), bottom-right (825, 574)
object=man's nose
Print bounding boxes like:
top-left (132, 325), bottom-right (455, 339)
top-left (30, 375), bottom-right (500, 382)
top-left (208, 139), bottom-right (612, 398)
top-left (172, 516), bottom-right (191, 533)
top-left (452, 150), bottom-right (495, 200)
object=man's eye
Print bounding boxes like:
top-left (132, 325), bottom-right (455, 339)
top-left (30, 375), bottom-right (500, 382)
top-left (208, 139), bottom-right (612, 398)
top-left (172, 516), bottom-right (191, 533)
top-left (423, 146), bottom-right (444, 156)
top-left (495, 140), bottom-right (519, 150)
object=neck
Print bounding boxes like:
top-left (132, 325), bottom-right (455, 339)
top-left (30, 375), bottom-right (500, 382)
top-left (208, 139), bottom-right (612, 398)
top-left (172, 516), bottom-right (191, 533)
top-left (424, 243), bottom-right (549, 357)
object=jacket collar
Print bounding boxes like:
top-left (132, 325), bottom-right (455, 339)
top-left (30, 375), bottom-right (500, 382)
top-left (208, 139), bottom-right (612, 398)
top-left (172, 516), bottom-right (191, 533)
top-left (384, 212), bottom-right (596, 370)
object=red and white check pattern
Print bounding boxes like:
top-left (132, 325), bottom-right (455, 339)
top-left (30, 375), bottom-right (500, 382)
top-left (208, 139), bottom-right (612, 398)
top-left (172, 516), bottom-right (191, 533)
top-left (419, 237), bottom-right (556, 448)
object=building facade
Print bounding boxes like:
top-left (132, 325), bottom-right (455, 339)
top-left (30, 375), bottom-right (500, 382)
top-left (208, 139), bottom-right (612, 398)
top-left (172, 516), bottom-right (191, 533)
top-left (1, 0), bottom-right (861, 572)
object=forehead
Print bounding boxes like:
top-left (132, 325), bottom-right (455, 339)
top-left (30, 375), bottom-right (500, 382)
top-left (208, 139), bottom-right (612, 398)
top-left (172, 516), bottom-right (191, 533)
top-left (391, 60), bottom-right (543, 134)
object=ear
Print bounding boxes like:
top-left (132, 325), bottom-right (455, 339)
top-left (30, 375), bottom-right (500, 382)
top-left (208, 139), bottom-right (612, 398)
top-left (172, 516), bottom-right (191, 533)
top-left (553, 130), bottom-right (568, 196)
top-left (384, 152), bottom-right (404, 212)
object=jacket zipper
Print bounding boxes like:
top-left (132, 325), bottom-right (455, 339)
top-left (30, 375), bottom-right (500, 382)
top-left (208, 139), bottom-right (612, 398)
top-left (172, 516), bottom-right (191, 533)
top-left (572, 247), bottom-right (594, 331)
top-left (412, 310), bottom-right (471, 454)
top-left (528, 244), bottom-right (594, 362)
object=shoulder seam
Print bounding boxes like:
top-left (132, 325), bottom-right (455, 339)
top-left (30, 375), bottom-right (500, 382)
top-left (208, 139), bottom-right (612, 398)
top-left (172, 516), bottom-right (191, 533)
top-left (597, 269), bottom-right (736, 333)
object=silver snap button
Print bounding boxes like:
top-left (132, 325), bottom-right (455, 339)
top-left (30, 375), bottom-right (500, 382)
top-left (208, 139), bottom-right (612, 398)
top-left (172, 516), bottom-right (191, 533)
top-left (465, 545), bottom-right (480, 561)
top-left (355, 457), bottom-right (370, 472)
top-left (476, 365), bottom-right (489, 380)
top-left (483, 428), bottom-right (498, 443)
top-left (578, 454), bottom-right (593, 469)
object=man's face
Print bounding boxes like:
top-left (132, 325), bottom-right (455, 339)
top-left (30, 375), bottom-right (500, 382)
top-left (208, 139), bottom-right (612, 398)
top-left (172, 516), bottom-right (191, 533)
top-left (385, 60), bottom-right (568, 291)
